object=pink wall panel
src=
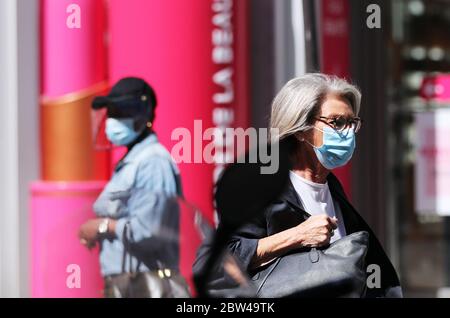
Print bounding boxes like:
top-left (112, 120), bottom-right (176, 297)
top-left (108, 0), bottom-right (250, 218)
top-left (31, 182), bottom-right (105, 298)
top-left (35, 0), bottom-right (249, 296)
top-left (108, 0), bottom-right (250, 291)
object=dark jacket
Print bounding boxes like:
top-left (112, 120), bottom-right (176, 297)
top-left (227, 172), bottom-right (403, 298)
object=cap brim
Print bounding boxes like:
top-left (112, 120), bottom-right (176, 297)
top-left (92, 96), bottom-right (111, 110)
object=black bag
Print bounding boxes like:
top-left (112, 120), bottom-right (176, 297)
top-left (105, 222), bottom-right (191, 298)
top-left (251, 231), bottom-right (369, 298)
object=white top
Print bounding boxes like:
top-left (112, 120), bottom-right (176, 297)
top-left (289, 171), bottom-right (346, 243)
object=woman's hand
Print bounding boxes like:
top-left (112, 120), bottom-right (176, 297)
top-left (294, 214), bottom-right (338, 248)
top-left (252, 214), bottom-right (338, 268)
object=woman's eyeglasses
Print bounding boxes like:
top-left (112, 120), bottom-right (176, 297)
top-left (315, 116), bottom-right (363, 133)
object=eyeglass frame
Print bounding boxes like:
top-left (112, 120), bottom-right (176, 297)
top-left (314, 116), bottom-right (363, 133)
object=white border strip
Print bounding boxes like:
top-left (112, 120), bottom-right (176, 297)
top-left (291, 0), bottom-right (307, 76)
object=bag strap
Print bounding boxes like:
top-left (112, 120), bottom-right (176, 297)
top-left (121, 222), bottom-right (129, 273)
top-left (255, 257), bottom-right (281, 296)
top-left (121, 221), bottom-right (140, 274)
top-left (121, 221), bottom-right (167, 273)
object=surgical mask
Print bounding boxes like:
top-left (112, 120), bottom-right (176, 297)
top-left (105, 118), bottom-right (140, 146)
top-left (305, 126), bottom-right (356, 170)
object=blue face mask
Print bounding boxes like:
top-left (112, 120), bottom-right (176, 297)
top-left (306, 126), bottom-right (356, 170)
top-left (105, 118), bottom-right (140, 146)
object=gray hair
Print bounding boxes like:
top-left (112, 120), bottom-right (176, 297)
top-left (269, 73), bottom-right (361, 142)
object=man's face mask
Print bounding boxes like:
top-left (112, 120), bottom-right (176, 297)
top-left (105, 118), bottom-right (140, 146)
top-left (305, 126), bottom-right (356, 170)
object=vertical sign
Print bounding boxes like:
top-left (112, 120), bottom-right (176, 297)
top-left (415, 110), bottom-right (450, 215)
top-left (319, 0), bottom-right (352, 197)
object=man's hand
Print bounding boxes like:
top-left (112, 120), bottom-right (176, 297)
top-left (78, 219), bottom-right (102, 250)
top-left (79, 218), bottom-right (118, 249)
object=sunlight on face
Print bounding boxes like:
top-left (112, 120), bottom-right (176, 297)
top-left (310, 93), bottom-right (354, 147)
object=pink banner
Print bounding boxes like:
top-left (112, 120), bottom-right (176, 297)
top-left (320, 0), bottom-right (352, 197)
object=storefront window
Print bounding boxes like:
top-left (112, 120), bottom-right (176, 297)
top-left (389, 0), bottom-right (450, 297)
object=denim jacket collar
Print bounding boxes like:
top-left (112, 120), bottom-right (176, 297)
top-left (115, 133), bottom-right (159, 172)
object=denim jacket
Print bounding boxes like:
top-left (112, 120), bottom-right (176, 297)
top-left (93, 133), bottom-right (182, 276)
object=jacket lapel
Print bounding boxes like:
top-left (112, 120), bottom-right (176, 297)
top-left (277, 172), bottom-right (402, 292)
top-left (278, 172), bottom-right (361, 234)
top-left (278, 178), bottom-right (310, 218)
top-left (327, 173), bottom-right (363, 234)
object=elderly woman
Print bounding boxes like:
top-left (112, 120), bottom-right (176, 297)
top-left (227, 73), bottom-right (402, 297)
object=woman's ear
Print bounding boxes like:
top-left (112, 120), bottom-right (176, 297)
top-left (294, 131), bottom-right (305, 142)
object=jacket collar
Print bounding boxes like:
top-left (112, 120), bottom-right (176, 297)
top-left (280, 172), bottom-right (347, 207)
top-left (115, 133), bottom-right (159, 172)
top-left (125, 134), bottom-right (158, 160)
top-left (278, 172), bottom-right (358, 232)
top-left (279, 177), bottom-right (305, 210)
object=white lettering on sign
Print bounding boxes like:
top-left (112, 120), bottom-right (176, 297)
top-left (212, 0), bottom-right (235, 224)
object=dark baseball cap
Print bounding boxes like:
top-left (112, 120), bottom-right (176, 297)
top-left (92, 77), bottom-right (157, 119)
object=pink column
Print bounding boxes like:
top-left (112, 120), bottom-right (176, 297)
top-left (30, 182), bottom-right (106, 298)
top-left (41, 0), bottom-right (107, 97)
top-left (33, 0), bottom-right (108, 297)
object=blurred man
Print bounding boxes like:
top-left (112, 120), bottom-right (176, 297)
top-left (78, 77), bottom-right (189, 297)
